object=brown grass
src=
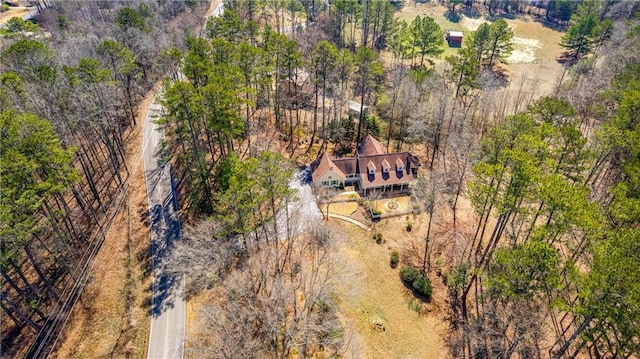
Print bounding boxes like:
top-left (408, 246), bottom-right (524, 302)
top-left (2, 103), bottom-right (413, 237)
top-left (323, 201), bottom-right (359, 217)
top-left (336, 220), bottom-right (449, 358)
top-left (0, 8), bottom-right (30, 25)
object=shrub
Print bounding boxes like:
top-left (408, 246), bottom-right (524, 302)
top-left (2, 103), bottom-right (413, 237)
top-left (372, 209), bottom-right (382, 216)
top-left (400, 267), bottom-right (419, 284)
top-left (406, 220), bottom-right (413, 232)
top-left (412, 275), bottom-right (433, 298)
top-left (390, 250), bottom-right (399, 268)
top-left (400, 267), bottom-right (432, 299)
top-left (1, 4), bottom-right (10, 12)
top-left (373, 232), bottom-right (383, 244)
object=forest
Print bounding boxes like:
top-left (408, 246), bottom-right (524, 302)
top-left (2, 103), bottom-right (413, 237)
top-left (1, 0), bottom-right (639, 358)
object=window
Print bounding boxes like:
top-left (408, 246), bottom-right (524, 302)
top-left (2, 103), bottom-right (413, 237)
top-left (331, 180), bottom-right (338, 185)
top-left (382, 159), bottom-right (390, 173)
top-left (367, 160), bottom-right (376, 175)
top-left (322, 181), bottom-right (329, 186)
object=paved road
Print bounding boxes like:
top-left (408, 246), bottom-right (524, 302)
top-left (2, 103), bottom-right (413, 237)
top-left (142, 99), bottom-right (185, 358)
top-left (142, 2), bottom-right (226, 357)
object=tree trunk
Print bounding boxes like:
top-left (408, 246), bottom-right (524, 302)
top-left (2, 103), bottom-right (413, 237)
top-left (421, 210), bottom-right (434, 276)
top-left (554, 316), bottom-right (593, 359)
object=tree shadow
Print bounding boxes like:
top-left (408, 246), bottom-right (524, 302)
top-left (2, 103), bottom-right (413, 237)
top-left (480, 67), bottom-right (509, 89)
top-left (444, 10), bottom-right (461, 23)
top-left (400, 278), bottom-right (433, 303)
top-left (149, 273), bottom-right (179, 317)
top-left (556, 53), bottom-right (577, 66)
top-left (462, 7), bottom-right (481, 19)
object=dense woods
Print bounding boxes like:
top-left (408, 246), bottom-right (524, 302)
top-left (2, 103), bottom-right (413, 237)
top-left (1, 0), bottom-right (639, 357)
top-left (0, 1), bottom-right (205, 356)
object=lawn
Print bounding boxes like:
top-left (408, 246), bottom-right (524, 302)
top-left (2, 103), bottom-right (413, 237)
top-left (336, 222), bottom-right (449, 358)
top-left (323, 201), bottom-right (359, 217)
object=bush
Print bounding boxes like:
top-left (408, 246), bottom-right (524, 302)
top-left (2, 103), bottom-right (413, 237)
top-left (412, 275), bottom-right (433, 298)
top-left (1, 4), bottom-right (9, 12)
top-left (400, 267), bottom-right (419, 284)
top-left (373, 232), bottom-right (383, 244)
top-left (372, 209), bottom-right (382, 216)
top-left (400, 267), bottom-right (432, 299)
top-left (406, 220), bottom-right (413, 232)
top-left (390, 250), bottom-right (399, 268)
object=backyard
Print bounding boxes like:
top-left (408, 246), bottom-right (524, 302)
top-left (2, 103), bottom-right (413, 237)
top-left (336, 220), bottom-right (449, 358)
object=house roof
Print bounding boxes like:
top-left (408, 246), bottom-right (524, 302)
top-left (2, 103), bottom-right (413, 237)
top-left (448, 31), bottom-right (464, 38)
top-left (292, 68), bottom-right (310, 87)
top-left (310, 136), bottom-right (421, 190)
top-left (359, 152), bottom-right (417, 189)
top-left (332, 157), bottom-right (357, 175)
top-left (358, 135), bottom-right (386, 156)
top-left (310, 152), bottom-right (345, 182)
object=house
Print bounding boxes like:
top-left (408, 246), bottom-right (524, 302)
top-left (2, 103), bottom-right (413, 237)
top-left (446, 30), bottom-right (464, 47)
top-left (311, 135), bottom-right (420, 196)
top-left (280, 68), bottom-right (314, 108)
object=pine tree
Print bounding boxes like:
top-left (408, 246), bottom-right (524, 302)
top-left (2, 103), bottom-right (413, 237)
top-left (445, 47), bottom-right (481, 99)
top-left (486, 19), bottom-right (514, 67)
top-left (559, 0), bottom-right (601, 60)
top-left (410, 16), bottom-right (444, 67)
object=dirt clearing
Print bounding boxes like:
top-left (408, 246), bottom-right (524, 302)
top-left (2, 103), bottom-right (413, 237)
top-left (395, 3), bottom-right (565, 96)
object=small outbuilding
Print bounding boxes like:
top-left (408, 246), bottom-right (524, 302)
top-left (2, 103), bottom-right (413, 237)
top-left (446, 31), bottom-right (464, 47)
top-left (348, 100), bottom-right (369, 118)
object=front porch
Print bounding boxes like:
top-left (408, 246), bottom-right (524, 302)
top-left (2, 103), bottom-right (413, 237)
top-left (360, 183), bottom-right (411, 198)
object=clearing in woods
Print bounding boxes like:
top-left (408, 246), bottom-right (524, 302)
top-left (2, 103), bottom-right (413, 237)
top-left (335, 215), bottom-right (450, 358)
top-left (396, 2), bottom-right (565, 96)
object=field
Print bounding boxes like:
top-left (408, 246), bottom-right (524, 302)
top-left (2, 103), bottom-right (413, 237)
top-left (335, 215), bottom-right (450, 358)
top-left (395, 2), bottom-right (566, 96)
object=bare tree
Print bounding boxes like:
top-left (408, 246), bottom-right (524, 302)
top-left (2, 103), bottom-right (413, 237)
top-left (187, 222), bottom-right (346, 359)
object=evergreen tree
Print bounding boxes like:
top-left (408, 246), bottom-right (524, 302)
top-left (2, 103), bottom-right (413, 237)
top-left (486, 19), bottom-right (514, 67)
top-left (560, 0), bottom-right (601, 60)
top-left (445, 48), bottom-right (481, 99)
top-left (467, 22), bottom-right (491, 64)
top-left (353, 46), bottom-right (383, 143)
top-left (388, 19), bottom-right (413, 64)
top-left (410, 16), bottom-right (444, 67)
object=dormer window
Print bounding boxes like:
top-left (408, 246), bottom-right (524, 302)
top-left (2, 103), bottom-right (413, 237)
top-left (381, 159), bottom-right (390, 173)
top-left (367, 160), bottom-right (376, 175)
top-left (396, 158), bottom-right (405, 172)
